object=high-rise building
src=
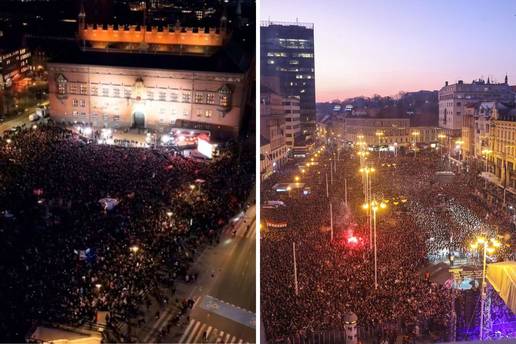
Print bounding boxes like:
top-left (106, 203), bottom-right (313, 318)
top-left (261, 20), bottom-right (316, 137)
top-left (438, 77), bottom-right (514, 135)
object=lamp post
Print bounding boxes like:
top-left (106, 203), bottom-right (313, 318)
top-left (360, 166), bottom-right (375, 249)
top-left (470, 236), bottom-right (501, 340)
top-left (363, 199), bottom-right (387, 289)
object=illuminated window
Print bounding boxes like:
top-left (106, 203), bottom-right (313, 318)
top-left (113, 88), bottom-right (120, 97)
top-left (182, 92), bottom-right (191, 103)
top-left (124, 88), bottom-right (131, 98)
top-left (170, 92), bottom-right (178, 102)
top-left (205, 110), bottom-right (212, 118)
top-left (80, 99), bottom-right (86, 107)
top-left (206, 93), bottom-right (215, 104)
top-left (91, 86), bottom-right (98, 96)
top-left (69, 84), bottom-right (78, 94)
top-left (197, 110), bottom-right (203, 117)
top-left (195, 92), bottom-right (205, 104)
top-left (57, 75), bottom-right (67, 95)
top-left (80, 85), bottom-right (88, 95)
top-left (267, 59), bottom-right (275, 64)
top-left (220, 95), bottom-right (229, 107)
top-left (72, 99), bottom-right (78, 107)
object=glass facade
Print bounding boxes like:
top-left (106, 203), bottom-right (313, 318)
top-left (261, 22), bottom-right (316, 136)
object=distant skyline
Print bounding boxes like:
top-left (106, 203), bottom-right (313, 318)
top-left (261, 0), bottom-right (516, 102)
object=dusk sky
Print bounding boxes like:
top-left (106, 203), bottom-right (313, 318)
top-left (261, 0), bottom-right (516, 102)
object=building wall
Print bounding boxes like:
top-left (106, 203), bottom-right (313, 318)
top-left (260, 89), bottom-right (288, 171)
top-left (438, 81), bottom-right (514, 131)
top-left (490, 119), bottom-right (516, 189)
top-left (0, 48), bottom-right (32, 89)
top-left (283, 95), bottom-right (300, 148)
top-left (261, 21), bottom-right (316, 135)
top-left (341, 118), bottom-right (411, 146)
top-left (47, 63), bottom-right (244, 137)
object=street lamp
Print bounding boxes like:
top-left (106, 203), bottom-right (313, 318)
top-left (294, 176), bottom-right (300, 183)
top-left (470, 236), bottom-right (501, 340)
top-left (363, 199), bottom-right (387, 289)
top-left (129, 245), bottom-right (140, 254)
top-left (360, 167), bottom-right (375, 249)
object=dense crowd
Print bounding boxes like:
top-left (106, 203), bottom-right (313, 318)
top-left (261, 146), bottom-right (513, 343)
top-left (0, 124), bottom-right (254, 342)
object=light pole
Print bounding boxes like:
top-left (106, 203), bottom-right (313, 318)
top-left (470, 236), bottom-right (501, 340)
top-left (360, 166), bottom-right (375, 249)
top-left (363, 199), bottom-right (387, 289)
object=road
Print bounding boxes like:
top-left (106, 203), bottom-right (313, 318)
top-left (0, 101), bottom-right (49, 135)
top-left (142, 205), bottom-right (256, 343)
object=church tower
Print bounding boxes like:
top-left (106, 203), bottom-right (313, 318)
top-left (505, 74), bottom-right (508, 85)
top-left (78, 1), bottom-right (86, 32)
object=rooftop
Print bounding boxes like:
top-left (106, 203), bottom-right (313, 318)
top-left (48, 44), bottom-right (244, 74)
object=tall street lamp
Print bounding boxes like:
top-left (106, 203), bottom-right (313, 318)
top-left (360, 166), bottom-right (375, 249)
top-left (363, 199), bottom-right (387, 289)
top-left (470, 236), bottom-right (501, 340)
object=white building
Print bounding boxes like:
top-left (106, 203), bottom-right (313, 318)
top-left (282, 95), bottom-right (301, 148)
top-left (438, 77), bottom-right (514, 135)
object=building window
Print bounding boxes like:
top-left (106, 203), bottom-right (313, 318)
top-left (73, 99), bottom-right (79, 107)
top-left (80, 85), bottom-right (88, 95)
top-left (103, 114), bottom-right (109, 121)
top-left (195, 92), bottom-right (205, 104)
top-left (205, 110), bottom-right (212, 118)
top-left (197, 110), bottom-right (203, 117)
top-left (220, 95), bottom-right (229, 107)
top-left (159, 92), bottom-right (166, 101)
top-left (113, 115), bottom-right (120, 121)
top-left (57, 77), bottom-right (67, 95)
top-left (183, 109), bottom-right (189, 116)
top-left (170, 92), bottom-right (178, 102)
top-left (206, 93), bottom-right (215, 104)
top-left (69, 84), bottom-right (78, 94)
top-left (113, 88), bottom-right (120, 98)
top-left (102, 88), bottom-right (109, 97)
top-left (147, 91), bottom-right (154, 100)
top-left (80, 99), bottom-right (86, 108)
top-left (91, 86), bottom-right (98, 96)
top-left (124, 88), bottom-right (131, 98)
top-left (182, 92), bottom-right (191, 103)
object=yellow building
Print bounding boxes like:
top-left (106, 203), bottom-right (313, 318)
top-left (489, 107), bottom-right (516, 189)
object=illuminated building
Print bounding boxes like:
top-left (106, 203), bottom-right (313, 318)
top-left (47, 6), bottom-right (249, 139)
top-left (489, 106), bottom-right (516, 189)
top-left (0, 47), bottom-right (31, 90)
top-left (260, 84), bottom-right (288, 179)
top-left (261, 20), bottom-right (316, 137)
top-left (439, 77), bottom-right (514, 135)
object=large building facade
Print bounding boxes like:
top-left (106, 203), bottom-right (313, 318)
top-left (282, 95), bottom-right (301, 148)
top-left (47, 60), bottom-right (245, 137)
top-left (489, 107), bottom-right (516, 190)
top-left (261, 21), bottom-right (316, 137)
top-left (0, 47), bottom-right (31, 90)
top-left (438, 78), bottom-right (514, 134)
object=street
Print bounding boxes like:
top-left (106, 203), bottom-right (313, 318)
top-left (142, 205), bottom-right (256, 343)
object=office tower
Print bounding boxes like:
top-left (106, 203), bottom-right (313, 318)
top-left (261, 20), bottom-right (315, 138)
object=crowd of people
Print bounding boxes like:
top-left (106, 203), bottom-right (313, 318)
top-left (0, 124), bottom-right (254, 342)
top-left (261, 144), bottom-right (513, 343)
